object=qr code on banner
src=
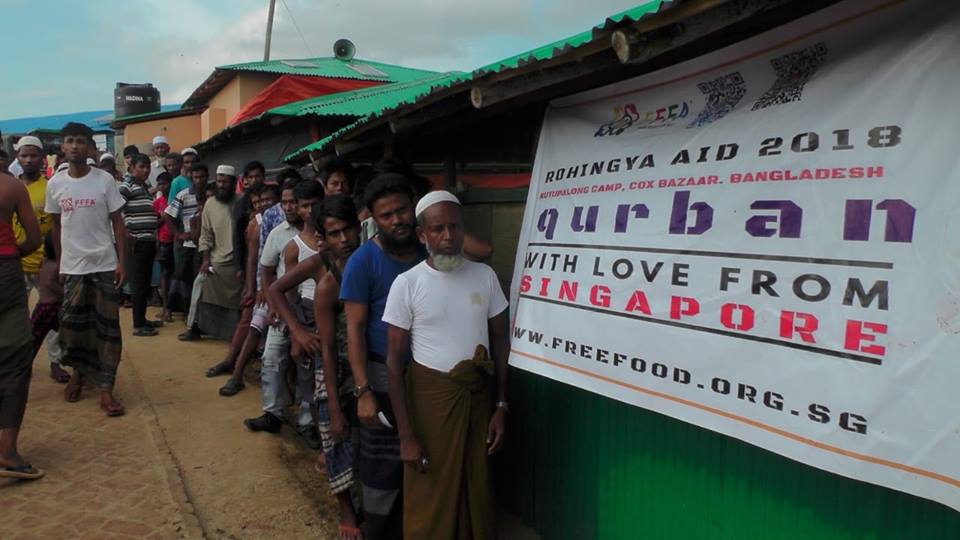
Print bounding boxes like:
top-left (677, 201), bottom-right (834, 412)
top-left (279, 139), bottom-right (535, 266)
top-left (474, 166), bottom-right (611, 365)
top-left (752, 42), bottom-right (828, 110)
top-left (687, 72), bottom-right (747, 128)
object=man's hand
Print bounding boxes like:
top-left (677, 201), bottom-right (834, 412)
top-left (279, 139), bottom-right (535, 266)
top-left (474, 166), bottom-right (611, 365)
top-left (291, 326), bottom-right (321, 356)
top-left (177, 231), bottom-right (192, 242)
top-left (329, 404), bottom-right (350, 442)
top-left (241, 285), bottom-right (253, 305)
top-left (114, 265), bottom-right (126, 288)
top-left (400, 433), bottom-right (427, 474)
top-left (486, 408), bottom-right (507, 455)
top-left (255, 290), bottom-right (265, 307)
top-left (357, 391), bottom-right (379, 427)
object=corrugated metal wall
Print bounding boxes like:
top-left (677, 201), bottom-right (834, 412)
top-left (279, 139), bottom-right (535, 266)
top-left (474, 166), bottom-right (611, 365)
top-left (497, 370), bottom-right (960, 540)
top-left (463, 198), bottom-right (960, 540)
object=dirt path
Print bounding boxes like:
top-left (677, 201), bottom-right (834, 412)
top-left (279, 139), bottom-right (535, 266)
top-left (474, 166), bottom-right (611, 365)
top-left (1, 308), bottom-right (336, 539)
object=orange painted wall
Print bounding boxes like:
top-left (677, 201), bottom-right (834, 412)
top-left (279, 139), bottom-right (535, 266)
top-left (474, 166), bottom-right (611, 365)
top-left (123, 114), bottom-right (202, 152)
top-left (206, 72), bottom-right (276, 123)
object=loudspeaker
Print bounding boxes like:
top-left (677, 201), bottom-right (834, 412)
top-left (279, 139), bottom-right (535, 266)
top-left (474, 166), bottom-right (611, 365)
top-left (333, 39), bottom-right (356, 61)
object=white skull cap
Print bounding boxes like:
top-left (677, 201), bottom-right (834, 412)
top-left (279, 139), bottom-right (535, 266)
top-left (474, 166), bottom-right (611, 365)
top-left (415, 190), bottom-right (460, 217)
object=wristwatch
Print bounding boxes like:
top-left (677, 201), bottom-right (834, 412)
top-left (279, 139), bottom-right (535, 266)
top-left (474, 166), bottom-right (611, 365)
top-left (353, 383), bottom-right (371, 398)
top-left (495, 401), bottom-right (510, 413)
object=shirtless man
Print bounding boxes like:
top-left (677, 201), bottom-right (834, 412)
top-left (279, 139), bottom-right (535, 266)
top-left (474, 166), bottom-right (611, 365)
top-left (267, 195), bottom-right (362, 538)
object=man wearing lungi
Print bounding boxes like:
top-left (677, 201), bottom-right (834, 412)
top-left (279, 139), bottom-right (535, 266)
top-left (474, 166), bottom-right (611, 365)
top-left (383, 190), bottom-right (510, 540)
top-left (0, 166), bottom-right (42, 479)
top-left (196, 166), bottom-right (243, 340)
top-left (45, 122), bottom-right (127, 417)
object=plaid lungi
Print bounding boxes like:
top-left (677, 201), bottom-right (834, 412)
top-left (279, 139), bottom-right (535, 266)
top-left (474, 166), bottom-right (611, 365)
top-left (59, 272), bottom-right (122, 390)
top-left (0, 257), bottom-right (33, 429)
top-left (300, 299), bottom-right (357, 495)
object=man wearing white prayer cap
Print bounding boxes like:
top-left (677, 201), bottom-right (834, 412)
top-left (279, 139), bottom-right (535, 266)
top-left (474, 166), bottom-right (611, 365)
top-left (149, 135), bottom-right (171, 188)
top-left (99, 153), bottom-right (122, 181)
top-left (169, 147), bottom-right (199, 205)
top-left (12, 135), bottom-right (70, 383)
top-left (189, 163), bottom-right (242, 341)
top-left (381, 187), bottom-right (509, 540)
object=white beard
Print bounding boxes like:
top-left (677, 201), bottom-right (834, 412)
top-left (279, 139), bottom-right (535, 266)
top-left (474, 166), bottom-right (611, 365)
top-left (429, 250), bottom-right (465, 272)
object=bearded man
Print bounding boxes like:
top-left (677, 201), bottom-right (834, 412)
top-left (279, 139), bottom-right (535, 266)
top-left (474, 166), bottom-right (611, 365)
top-left (196, 165), bottom-right (243, 339)
top-left (382, 190), bottom-right (509, 539)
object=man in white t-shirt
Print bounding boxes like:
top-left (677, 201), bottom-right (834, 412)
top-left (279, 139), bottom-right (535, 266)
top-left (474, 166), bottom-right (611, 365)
top-left (45, 122), bottom-right (128, 418)
top-left (382, 190), bottom-right (509, 540)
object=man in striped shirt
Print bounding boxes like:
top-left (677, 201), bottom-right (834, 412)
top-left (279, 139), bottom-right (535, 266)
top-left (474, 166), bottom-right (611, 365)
top-left (119, 154), bottom-right (161, 337)
top-left (164, 163), bottom-right (207, 315)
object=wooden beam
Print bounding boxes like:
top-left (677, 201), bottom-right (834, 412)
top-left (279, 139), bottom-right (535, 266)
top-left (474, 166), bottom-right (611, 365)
top-left (612, 0), bottom-right (792, 64)
top-left (388, 97), bottom-right (471, 135)
top-left (470, 53), bottom-right (621, 109)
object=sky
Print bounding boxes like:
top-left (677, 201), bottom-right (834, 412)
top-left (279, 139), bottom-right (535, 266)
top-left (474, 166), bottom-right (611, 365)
top-left (0, 0), bottom-right (648, 121)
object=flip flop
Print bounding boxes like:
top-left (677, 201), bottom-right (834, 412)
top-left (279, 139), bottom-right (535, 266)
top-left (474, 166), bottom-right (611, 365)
top-left (205, 363), bottom-right (232, 378)
top-left (0, 463), bottom-right (45, 480)
top-left (64, 384), bottom-right (82, 403)
top-left (101, 402), bottom-right (125, 417)
top-left (218, 378), bottom-right (245, 396)
top-left (338, 524), bottom-right (363, 540)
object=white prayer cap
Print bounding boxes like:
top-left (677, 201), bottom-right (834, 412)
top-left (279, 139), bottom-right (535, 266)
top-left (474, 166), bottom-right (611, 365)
top-left (152, 135), bottom-right (169, 145)
top-left (216, 164), bottom-right (236, 176)
top-left (99, 153), bottom-right (116, 163)
top-left (14, 136), bottom-right (43, 151)
top-left (181, 147), bottom-right (198, 156)
top-left (86, 157), bottom-right (96, 165)
top-left (415, 190), bottom-right (460, 218)
top-left (56, 162), bottom-right (69, 172)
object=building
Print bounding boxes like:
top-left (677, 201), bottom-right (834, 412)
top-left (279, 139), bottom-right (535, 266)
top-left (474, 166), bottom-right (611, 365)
top-left (278, 0), bottom-right (960, 538)
top-left (111, 56), bottom-right (437, 166)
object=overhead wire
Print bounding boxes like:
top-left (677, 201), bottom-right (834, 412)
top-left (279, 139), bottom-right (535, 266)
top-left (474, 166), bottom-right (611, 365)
top-left (279, 0), bottom-right (315, 57)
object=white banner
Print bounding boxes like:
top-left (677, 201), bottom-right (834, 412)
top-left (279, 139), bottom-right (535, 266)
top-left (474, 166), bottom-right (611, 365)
top-left (509, 0), bottom-right (960, 510)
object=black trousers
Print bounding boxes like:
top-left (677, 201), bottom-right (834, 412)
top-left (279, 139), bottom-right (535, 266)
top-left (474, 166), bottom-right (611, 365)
top-left (127, 239), bottom-right (157, 328)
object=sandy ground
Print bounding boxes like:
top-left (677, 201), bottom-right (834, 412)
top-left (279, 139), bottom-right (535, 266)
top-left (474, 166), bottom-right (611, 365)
top-left (1, 306), bottom-right (337, 539)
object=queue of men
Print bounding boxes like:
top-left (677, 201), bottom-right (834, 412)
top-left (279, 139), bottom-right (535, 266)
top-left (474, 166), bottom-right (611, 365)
top-left (1, 122), bottom-right (513, 539)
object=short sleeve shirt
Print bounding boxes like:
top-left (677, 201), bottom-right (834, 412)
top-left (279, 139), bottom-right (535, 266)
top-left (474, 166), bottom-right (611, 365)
top-left (339, 240), bottom-right (427, 358)
top-left (383, 260), bottom-right (508, 372)
top-left (45, 167), bottom-right (125, 275)
top-left (13, 176), bottom-right (52, 274)
top-left (118, 180), bottom-right (158, 242)
top-left (259, 220), bottom-right (296, 280)
top-left (165, 186), bottom-right (200, 248)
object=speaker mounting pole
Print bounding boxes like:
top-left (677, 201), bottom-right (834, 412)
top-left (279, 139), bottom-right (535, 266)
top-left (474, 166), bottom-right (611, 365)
top-left (263, 0), bottom-right (276, 61)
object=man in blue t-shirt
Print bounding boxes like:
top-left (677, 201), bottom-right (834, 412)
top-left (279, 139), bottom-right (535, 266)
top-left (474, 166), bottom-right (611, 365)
top-left (340, 173), bottom-right (425, 540)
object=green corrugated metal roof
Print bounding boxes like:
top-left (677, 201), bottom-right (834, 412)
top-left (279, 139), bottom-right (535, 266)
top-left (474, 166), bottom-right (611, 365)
top-left (279, 72), bottom-right (469, 161)
top-left (472, 1), bottom-right (668, 75)
top-left (269, 71), bottom-right (468, 118)
top-left (217, 57), bottom-right (437, 83)
top-left (282, 0), bottom-right (671, 162)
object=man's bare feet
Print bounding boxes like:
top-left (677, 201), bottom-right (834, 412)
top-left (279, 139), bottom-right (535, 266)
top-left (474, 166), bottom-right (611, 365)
top-left (99, 390), bottom-right (125, 417)
top-left (64, 371), bottom-right (83, 402)
top-left (49, 363), bottom-right (70, 384)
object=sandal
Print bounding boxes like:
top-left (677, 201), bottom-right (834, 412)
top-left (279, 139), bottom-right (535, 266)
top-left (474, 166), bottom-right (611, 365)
top-left (338, 524), bottom-right (363, 540)
top-left (0, 463), bottom-right (45, 480)
top-left (218, 378), bottom-right (245, 396)
top-left (101, 402), bottom-right (125, 417)
top-left (205, 363), bottom-right (233, 378)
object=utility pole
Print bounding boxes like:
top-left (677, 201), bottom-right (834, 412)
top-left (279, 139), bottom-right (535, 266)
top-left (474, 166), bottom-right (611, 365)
top-left (263, 0), bottom-right (276, 61)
